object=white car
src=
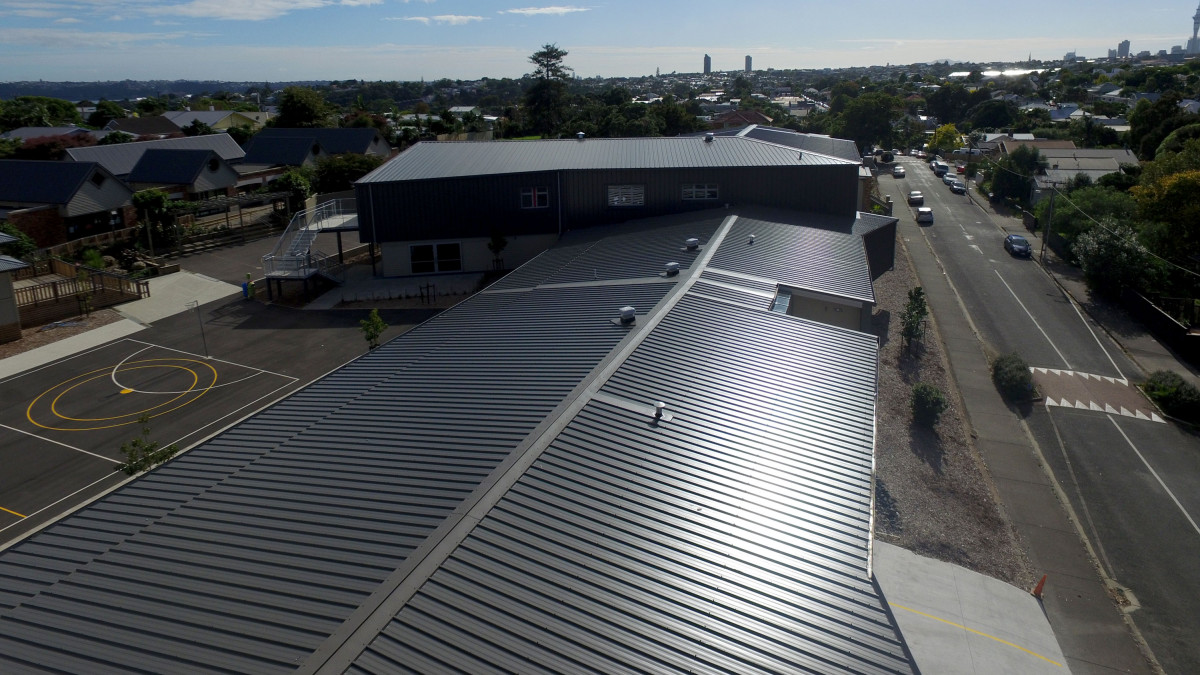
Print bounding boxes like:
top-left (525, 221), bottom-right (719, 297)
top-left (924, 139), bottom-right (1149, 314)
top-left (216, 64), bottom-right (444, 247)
top-left (916, 207), bottom-right (934, 223)
top-left (893, 166), bottom-right (906, 178)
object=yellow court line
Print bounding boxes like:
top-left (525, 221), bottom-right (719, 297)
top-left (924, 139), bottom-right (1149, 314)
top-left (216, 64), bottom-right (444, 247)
top-left (890, 603), bottom-right (1064, 667)
top-left (0, 505), bottom-right (27, 519)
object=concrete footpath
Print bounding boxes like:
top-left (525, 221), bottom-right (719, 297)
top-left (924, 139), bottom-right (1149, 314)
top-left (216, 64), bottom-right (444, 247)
top-left (899, 218), bottom-right (1154, 674)
top-left (874, 542), bottom-right (1068, 674)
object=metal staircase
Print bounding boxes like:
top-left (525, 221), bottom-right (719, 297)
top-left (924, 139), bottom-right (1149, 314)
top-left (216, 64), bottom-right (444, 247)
top-left (262, 199), bottom-right (355, 282)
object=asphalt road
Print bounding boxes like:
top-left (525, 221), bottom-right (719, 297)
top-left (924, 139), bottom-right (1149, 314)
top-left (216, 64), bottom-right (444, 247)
top-left (894, 155), bottom-right (1200, 674)
top-left (0, 296), bottom-right (439, 545)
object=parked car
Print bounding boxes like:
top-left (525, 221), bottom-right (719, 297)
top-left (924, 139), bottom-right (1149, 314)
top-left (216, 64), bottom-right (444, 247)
top-left (956, 164), bottom-right (966, 174)
top-left (1004, 234), bottom-right (1032, 257)
top-left (893, 166), bottom-right (906, 178)
top-left (907, 190), bottom-right (924, 205)
top-left (949, 180), bottom-right (966, 194)
top-left (942, 173), bottom-right (957, 185)
top-left (916, 207), bottom-right (934, 223)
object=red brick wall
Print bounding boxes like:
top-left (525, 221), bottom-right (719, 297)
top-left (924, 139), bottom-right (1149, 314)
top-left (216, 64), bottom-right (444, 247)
top-left (10, 207), bottom-right (67, 248)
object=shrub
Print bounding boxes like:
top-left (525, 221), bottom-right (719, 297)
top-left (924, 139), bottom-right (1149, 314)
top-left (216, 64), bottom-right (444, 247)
top-left (911, 382), bottom-right (948, 427)
top-left (81, 247), bottom-right (105, 270)
top-left (992, 352), bottom-right (1034, 401)
top-left (1142, 370), bottom-right (1200, 422)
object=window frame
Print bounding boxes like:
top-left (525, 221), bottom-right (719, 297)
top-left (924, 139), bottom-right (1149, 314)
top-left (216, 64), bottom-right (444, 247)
top-left (520, 186), bottom-right (549, 209)
top-left (681, 183), bottom-right (719, 201)
top-left (410, 242), bottom-right (462, 274)
top-left (607, 184), bottom-right (645, 207)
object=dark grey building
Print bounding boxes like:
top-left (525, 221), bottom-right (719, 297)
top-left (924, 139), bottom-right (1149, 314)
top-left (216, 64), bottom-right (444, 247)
top-left (0, 209), bottom-right (914, 674)
top-left (704, 53), bottom-right (711, 74)
top-left (355, 135), bottom-right (866, 276)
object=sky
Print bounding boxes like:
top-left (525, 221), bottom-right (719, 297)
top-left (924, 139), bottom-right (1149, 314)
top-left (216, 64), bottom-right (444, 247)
top-left (0, 0), bottom-right (1198, 83)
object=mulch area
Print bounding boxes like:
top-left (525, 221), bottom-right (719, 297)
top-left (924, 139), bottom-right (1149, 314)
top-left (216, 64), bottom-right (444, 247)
top-left (872, 241), bottom-right (1036, 588)
top-left (0, 309), bottom-right (125, 361)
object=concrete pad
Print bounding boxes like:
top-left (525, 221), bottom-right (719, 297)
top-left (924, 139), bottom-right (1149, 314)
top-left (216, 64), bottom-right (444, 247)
top-left (874, 542), bottom-right (1068, 674)
top-left (0, 319), bottom-right (143, 381)
top-left (116, 271), bottom-right (240, 325)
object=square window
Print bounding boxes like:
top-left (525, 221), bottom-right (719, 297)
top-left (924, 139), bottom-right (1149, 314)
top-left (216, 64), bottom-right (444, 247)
top-left (411, 244), bottom-right (435, 274)
top-left (436, 243), bottom-right (462, 272)
top-left (521, 187), bottom-right (549, 209)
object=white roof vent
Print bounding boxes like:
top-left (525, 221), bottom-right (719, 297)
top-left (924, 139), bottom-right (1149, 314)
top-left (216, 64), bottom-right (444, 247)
top-left (748, 234), bottom-right (756, 244)
top-left (685, 237), bottom-right (700, 251)
top-left (704, 132), bottom-right (714, 142)
top-left (664, 261), bottom-right (680, 276)
top-left (614, 306), bottom-right (636, 325)
top-left (576, 131), bottom-right (585, 140)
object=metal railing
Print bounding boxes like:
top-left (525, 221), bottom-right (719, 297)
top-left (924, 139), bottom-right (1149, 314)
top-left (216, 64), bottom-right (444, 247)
top-left (262, 199), bottom-right (357, 279)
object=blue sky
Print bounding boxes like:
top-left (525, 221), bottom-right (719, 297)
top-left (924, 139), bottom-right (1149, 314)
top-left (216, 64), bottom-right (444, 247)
top-left (0, 1), bottom-right (1196, 82)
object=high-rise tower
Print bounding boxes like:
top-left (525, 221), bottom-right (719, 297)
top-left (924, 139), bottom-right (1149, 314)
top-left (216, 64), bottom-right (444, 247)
top-left (703, 54), bottom-right (711, 75)
top-left (1189, 2), bottom-right (1200, 53)
top-left (745, 55), bottom-right (752, 72)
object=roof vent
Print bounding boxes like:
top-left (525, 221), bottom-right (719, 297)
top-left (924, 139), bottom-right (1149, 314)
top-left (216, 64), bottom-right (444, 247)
top-left (685, 237), bottom-right (700, 251)
top-left (654, 401), bottom-right (666, 419)
top-left (577, 131), bottom-right (585, 140)
top-left (615, 306), bottom-right (636, 325)
top-left (664, 261), bottom-right (680, 276)
top-left (748, 234), bottom-right (756, 244)
top-left (797, 151), bottom-right (803, 161)
top-left (704, 132), bottom-right (714, 142)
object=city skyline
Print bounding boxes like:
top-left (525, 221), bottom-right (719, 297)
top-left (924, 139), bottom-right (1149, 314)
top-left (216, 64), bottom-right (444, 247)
top-left (0, 0), bottom-right (1197, 82)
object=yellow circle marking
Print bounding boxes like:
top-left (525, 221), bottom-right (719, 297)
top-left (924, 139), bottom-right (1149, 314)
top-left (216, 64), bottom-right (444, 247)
top-left (49, 365), bottom-right (198, 422)
top-left (26, 358), bottom-right (219, 431)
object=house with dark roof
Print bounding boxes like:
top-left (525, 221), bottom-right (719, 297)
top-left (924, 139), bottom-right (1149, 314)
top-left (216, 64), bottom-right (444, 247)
top-left (0, 231), bottom-right (29, 343)
top-left (241, 136), bottom-right (325, 168)
top-left (250, 127), bottom-right (390, 157)
top-left (64, 134), bottom-right (246, 179)
top-left (126, 149), bottom-right (240, 200)
top-left (103, 115), bottom-right (184, 138)
top-left (0, 160), bottom-right (134, 247)
top-left (355, 135), bottom-right (879, 278)
top-left (0, 126), bottom-right (92, 143)
top-left (0, 207), bottom-right (915, 674)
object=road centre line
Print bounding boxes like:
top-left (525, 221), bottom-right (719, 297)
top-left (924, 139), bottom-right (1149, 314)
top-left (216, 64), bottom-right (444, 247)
top-left (994, 270), bottom-right (1072, 369)
top-left (1064, 291), bottom-right (1125, 381)
top-left (0, 423), bottom-right (117, 464)
top-left (1109, 416), bottom-right (1200, 539)
top-left (889, 603), bottom-right (1063, 667)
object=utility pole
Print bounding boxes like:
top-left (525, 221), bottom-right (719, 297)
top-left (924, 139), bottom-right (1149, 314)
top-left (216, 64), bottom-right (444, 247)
top-left (1040, 183), bottom-right (1059, 265)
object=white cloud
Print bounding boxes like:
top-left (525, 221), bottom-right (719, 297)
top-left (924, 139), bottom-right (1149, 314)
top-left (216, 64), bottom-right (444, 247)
top-left (0, 27), bottom-right (185, 48)
top-left (54, 17), bottom-right (82, 23)
top-left (339, 0), bottom-right (382, 6)
top-left (501, 6), bottom-right (589, 16)
top-left (397, 14), bottom-right (484, 25)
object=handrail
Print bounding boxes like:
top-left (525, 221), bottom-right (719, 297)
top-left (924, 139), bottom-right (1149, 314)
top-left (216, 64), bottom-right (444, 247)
top-left (262, 198), bottom-right (357, 280)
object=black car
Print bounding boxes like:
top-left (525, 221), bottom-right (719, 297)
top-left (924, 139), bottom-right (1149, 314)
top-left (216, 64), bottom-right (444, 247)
top-left (1005, 234), bottom-right (1032, 257)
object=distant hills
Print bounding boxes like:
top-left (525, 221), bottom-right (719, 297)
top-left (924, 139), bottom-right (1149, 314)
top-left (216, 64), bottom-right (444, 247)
top-left (0, 80), bottom-right (329, 102)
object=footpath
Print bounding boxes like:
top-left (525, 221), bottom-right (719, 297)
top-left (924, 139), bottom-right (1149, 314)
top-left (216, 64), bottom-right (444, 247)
top-left (898, 191), bottom-right (1167, 674)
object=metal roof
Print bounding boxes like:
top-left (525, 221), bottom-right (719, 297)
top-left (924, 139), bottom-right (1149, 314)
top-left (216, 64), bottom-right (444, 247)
top-left (0, 211), bottom-right (905, 674)
top-left (126, 149), bottom-right (219, 185)
top-left (0, 255), bottom-right (29, 272)
top-left (254, 128), bottom-right (383, 155)
top-left (243, 136), bottom-right (322, 166)
top-left (0, 160), bottom-right (96, 205)
top-left (359, 136), bottom-right (854, 184)
top-left (65, 134), bottom-right (245, 177)
top-left (706, 216), bottom-right (876, 304)
top-left (736, 125), bottom-right (863, 162)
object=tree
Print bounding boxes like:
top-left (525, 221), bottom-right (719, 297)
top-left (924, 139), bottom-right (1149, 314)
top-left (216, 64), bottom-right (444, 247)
top-left (927, 123), bottom-right (962, 156)
top-left (131, 189), bottom-right (174, 255)
top-left (989, 145), bottom-right (1045, 204)
top-left (1131, 168), bottom-right (1200, 257)
top-left (900, 287), bottom-right (928, 352)
top-left (911, 382), bottom-right (948, 427)
top-left (181, 119), bottom-right (214, 136)
top-left (274, 86), bottom-right (334, 128)
top-left (1072, 220), bottom-right (1150, 298)
top-left (114, 414), bottom-right (180, 476)
top-left (966, 99), bottom-right (1017, 130)
top-left (0, 98), bottom-right (50, 130)
top-left (97, 131), bottom-right (136, 145)
top-left (86, 100), bottom-right (126, 128)
top-left (273, 168), bottom-right (313, 212)
top-left (360, 309), bottom-right (388, 350)
top-left (524, 44), bottom-right (573, 137)
top-left (0, 223), bottom-right (36, 259)
top-left (839, 92), bottom-right (902, 152)
top-left (1034, 185), bottom-right (1137, 246)
top-left (312, 153), bottom-right (384, 193)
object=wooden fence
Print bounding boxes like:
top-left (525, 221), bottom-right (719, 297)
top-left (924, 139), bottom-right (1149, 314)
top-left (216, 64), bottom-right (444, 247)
top-left (15, 259), bottom-right (150, 327)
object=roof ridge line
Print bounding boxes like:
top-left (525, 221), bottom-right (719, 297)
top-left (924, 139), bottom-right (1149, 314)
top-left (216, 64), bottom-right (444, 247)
top-left (299, 213), bottom-right (740, 675)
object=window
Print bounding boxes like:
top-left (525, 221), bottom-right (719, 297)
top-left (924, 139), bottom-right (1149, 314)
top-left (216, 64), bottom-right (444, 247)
top-left (682, 183), bottom-right (719, 200)
top-left (521, 187), bottom-right (549, 209)
top-left (607, 184), bottom-right (645, 207)
top-left (410, 243), bottom-right (462, 274)
top-left (90, 172), bottom-right (106, 188)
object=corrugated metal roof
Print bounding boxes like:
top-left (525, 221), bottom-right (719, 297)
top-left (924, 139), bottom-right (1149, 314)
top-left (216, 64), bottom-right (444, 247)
top-left (0, 255), bottom-right (29, 272)
top-left (736, 125), bottom-right (864, 162)
top-left (359, 136), bottom-right (853, 184)
top-left (707, 217), bottom-right (876, 304)
top-left (0, 211), bottom-right (902, 673)
top-left (255, 128), bottom-right (382, 155)
top-left (350, 293), bottom-right (907, 674)
top-left (243, 136), bottom-right (322, 166)
top-left (66, 134), bottom-right (245, 177)
top-left (126, 149), bottom-right (216, 185)
top-left (0, 160), bottom-right (95, 205)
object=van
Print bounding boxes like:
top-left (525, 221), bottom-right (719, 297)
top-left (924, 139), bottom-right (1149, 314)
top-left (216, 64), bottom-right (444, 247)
top-left (932, 161), bottom-right (949, 177)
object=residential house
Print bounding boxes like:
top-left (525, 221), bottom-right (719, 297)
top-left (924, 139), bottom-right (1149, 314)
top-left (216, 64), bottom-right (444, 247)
top-left (64, 134), bottom-right (246, 179)
top-left (103, 115), bottom-right (183, 139)
top-left (0, 160), bottom-right (134, 248)
top-left (163, 109), bottom-right (263, 131)
top-left (249, 127), bottom-right (390, 158)
top-left (709, 108), bottom-right (773, 129)
top-left (125, 149), bottom-right (240, 201)
top-left (0, 126), bottom-right (92, 143)
top-left (1032, 148), bottom-right (1140, 201)
top-left (0, 232), bottom-right (29, 343)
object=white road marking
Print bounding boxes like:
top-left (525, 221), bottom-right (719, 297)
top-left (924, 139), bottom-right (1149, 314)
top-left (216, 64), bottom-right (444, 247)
top-left (125, 338), bottom-right (298, 381)
top-left (995, 270), bottom-right (1072, 369)
top-left (0, 471), bottom-right (122, 537)
top-left (1109, 416), bottom-right (1200, 539)
top-left (165, 379), bottom-right (299, 448)
top-left (969, 244), bottom-right (982, 254)
top-left (1062, 292), bottom-right (1125, 382)
top-left (0, 423), bottom-right (117, 463)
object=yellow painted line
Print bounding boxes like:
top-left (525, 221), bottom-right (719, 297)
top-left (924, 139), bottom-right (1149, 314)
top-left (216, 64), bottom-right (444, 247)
top-left (890, 602), bottom-right (1063, 668)
top-left (0, 505), bottom-right (27, 519)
